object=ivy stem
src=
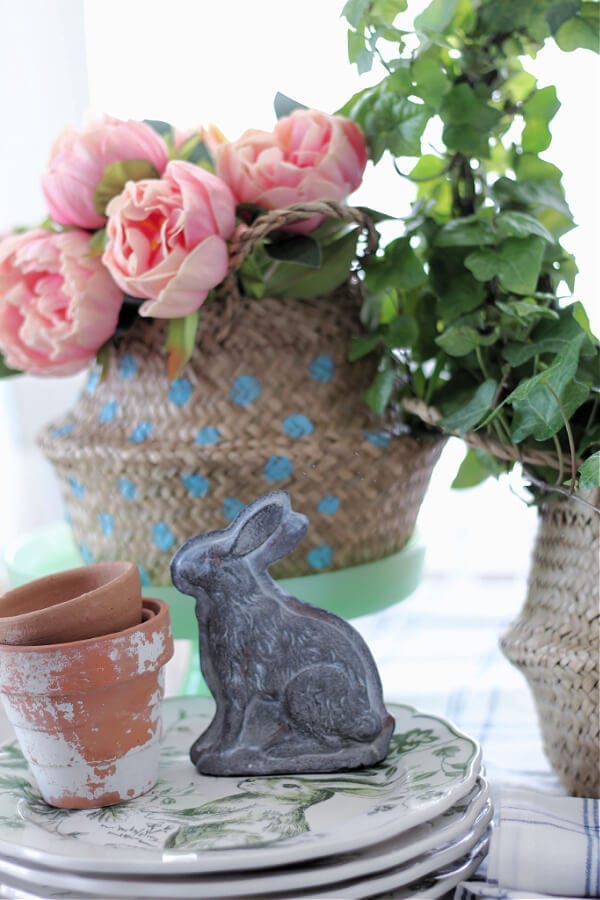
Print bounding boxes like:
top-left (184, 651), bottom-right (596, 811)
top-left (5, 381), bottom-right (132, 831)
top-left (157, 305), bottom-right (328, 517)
top-left (545, 382), bottom-right (577, 491)
top-left (551, 432), bottom-right (565, 486)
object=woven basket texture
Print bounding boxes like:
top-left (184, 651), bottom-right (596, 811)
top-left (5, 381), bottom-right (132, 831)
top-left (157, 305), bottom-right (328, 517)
top-left (39, 286), bottom-right (444, 584)
top-left (501, 490), bottom-right (600, 797)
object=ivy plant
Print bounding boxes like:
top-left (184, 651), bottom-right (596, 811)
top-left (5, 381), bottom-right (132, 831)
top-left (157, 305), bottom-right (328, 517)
top-left (341, 0), bottom-right (599, 498)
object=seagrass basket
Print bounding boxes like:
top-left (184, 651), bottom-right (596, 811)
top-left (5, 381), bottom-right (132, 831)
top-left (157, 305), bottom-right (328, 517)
top-left (405, 399), bottom-right (600, 796)
top-left (500, 491), bottom-right (600, 798)
top-left (39, 202), bottom-right (445, 585)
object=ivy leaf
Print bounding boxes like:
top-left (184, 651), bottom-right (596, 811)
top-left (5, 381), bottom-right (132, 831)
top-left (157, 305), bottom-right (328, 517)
top-left (264, 235), bottom-right (321, 268)
top-left (465, 236), bottom-right (546, 294)
top-left (429, 249), bottom-right (486, 321)
top-left (578, 451), bottom-right (600, 489)
top-left (366, 237), bottom-right (427, 294)
top-left (440, 85), bottom-right (503, 157)
top-left (365, 359), bottom-right (396, 414)
top-left (411, 52), bottom-right (450, 108)
top-left (273, 92), bottom-right (308, 119)
top-left (433, 215), bottom-right (496, 247)
top-left (94, 160), bottom-right (159, 217)
top-left (555, 2), bottom-right (600, 50)
top-left (495, 211), bottom-right (555, 243)
top-left (502, 309), bottom-right (590, 366)
top-left (348, 333), bottom-right (381, 361)
top-left (507, 336), bottom-right (588, 441)
top-left (371, 98), bottom-right (431, 160)
top-left (348, 29), bottom-right (375, 74)
top-left (439, 379), bottom-right (498, 433)
top-left (451, 447), bottom-right (505, 489)
top-left (522, 86), bottom-right (561, 152)
top-left (436, 321), bottom-right (499, 357)
top-left (414, 0), bottom-right (461, 34)
top-left (165, 312), bottom-right (200, 381)
top-left (385, 313), bottom-right (419, 348)
top-left (408, 154), bottom-right (447, 182)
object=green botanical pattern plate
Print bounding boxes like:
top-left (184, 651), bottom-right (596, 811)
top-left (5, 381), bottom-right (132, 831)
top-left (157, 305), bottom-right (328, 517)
top-left (0, 696), bottom-right (481, 875)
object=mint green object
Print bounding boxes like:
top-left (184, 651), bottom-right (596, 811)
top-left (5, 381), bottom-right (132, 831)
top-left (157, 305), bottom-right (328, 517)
top-left (3, 521), bottom-right (425, 696)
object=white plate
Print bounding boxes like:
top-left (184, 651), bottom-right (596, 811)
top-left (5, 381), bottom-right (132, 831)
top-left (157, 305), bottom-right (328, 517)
top-left (0, 831), bottom-right (492, 900)
top-left (0, 784), bottom-right (491, 898)
top-left (0, 696), bottom-right (482, 876)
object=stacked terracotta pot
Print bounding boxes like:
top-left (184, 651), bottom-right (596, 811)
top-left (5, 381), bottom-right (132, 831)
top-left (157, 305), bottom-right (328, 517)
top-left (0, 562), bottom-right (173, 809)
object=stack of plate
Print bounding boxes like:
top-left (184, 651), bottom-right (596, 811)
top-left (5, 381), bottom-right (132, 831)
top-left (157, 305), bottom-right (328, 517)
top-left (0, 697), bottom-right (491, 899)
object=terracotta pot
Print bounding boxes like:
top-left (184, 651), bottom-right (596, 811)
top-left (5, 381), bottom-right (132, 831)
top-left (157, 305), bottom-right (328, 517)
top-left (0, 597), bottom-right (173, 809)
top-left (0, 561), bottom-right (142, 645)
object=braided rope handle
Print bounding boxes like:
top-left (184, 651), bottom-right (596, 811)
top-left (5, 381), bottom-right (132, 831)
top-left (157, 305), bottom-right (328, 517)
top-left (403, 398), bottom-right (565, 472)
top-left (219, 200), bottom-right (380, 298)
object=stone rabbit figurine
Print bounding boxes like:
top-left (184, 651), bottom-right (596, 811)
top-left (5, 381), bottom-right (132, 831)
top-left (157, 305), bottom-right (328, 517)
top-left (170, 490), bottom-right (395, 776)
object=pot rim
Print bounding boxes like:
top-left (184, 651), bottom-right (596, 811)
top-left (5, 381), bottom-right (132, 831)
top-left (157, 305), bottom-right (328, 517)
top-left (0, 596), bottom-right (166, 655)
top-left (0, 560), bottom-right (139, 625)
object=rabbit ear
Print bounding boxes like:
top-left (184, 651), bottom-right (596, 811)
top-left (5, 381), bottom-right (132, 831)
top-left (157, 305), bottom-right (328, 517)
top-left (231, 503), bottom-right (284, 558)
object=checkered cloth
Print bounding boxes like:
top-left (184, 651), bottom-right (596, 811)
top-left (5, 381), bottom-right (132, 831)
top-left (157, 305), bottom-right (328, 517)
top-left (351, 571), bottom-right (599, 899)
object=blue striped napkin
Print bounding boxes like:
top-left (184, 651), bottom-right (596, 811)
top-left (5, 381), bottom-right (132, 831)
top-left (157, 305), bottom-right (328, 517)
top-left (455, 786), bottom-right (600, 898)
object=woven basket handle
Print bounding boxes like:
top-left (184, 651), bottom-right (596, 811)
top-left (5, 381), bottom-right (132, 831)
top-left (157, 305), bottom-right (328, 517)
top-left (220, 200), bottom-right (380, 300)
top-left (403, 398), bottom-right (566, 472)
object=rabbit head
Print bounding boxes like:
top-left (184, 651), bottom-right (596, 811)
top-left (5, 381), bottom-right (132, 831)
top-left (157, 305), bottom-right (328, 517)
top-left (171, 491), bottom-right (308, 595)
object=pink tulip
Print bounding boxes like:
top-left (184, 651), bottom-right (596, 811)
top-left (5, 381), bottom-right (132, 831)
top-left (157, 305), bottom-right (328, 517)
top-left (0, 229), bottom-right (123, 376)
top-left (216, 109), bottom-right (368, 233)
top-left (102, 160), bottom-right (236, 318)
top-left (42, 114), bottom-right (170, 230)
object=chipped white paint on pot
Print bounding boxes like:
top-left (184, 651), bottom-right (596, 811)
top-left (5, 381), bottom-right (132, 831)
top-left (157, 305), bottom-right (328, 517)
top-left (0, 597), bottom-right (173, 809)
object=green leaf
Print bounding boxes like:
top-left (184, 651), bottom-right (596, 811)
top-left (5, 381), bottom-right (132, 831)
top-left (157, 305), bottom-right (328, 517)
top-left (439, 379), bottom-right (498, 433)
top-left (411, 53), bottom-right (450, 108)
top-left (348, 30), bottom-right (374, 74)
top-left (433, 215), bottom-right (497, 247)
top-left (385, 313), bottom-right (419, 348)
top-left (436, 321), bottom-right (499, 357)
top-left (429, 249), bottom-right (486, 321)
top-left (143, 119), bottom-right (173, 141)
top-left (94, 159), bottom-right (159, 217)
top-left (264, 228), bottom-right (359, 299)
top-left (522, 87), bottom-right (561, 152)
top-left (523, 85), bottom-right (561, 122)
top-left (365, 361), bottom-right (396, 414)
top-left (555, 2), bottom-right (600, 50)
top-left (440, 85), bottom-right (503, 157)
top-left (88, 227), bottom-right (108, 256)
top-left (408, 154), bottom-right (447, 181)
top-left (165, 312), bottom-right (199, 381)
top-left (179, 137), bottom-right (214, 168)
top-left (465, 236), bottom-right (546, 294)
top-left (572, 300), bottom-right (598, 341)
top-left (414, 0), bottom-right (460, 34)
top-left (495, 211), bottom-right (555, 243)
top-left (273, 92), bottom-right (308, 119)
top-left (264, 235), bottom-right (321, 267)
top-left (502, 309), bottom-right (590, 365)
top-left (365, 237), bottom-right (427, 293)
top-left (0, 352), bottom-right (21, 378)
top-left (512, 377), bottom-right (590, 442)
top-left (349, 333), bottom-right (381, 361)
top-left (507, 336), bottom-right (588, 441)
top-left (372, 98), bottom-right (431, 159)
top-left (578, 451), bottom-right (600, 489)
top-left (451, 447), bottom-right (504, 489)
